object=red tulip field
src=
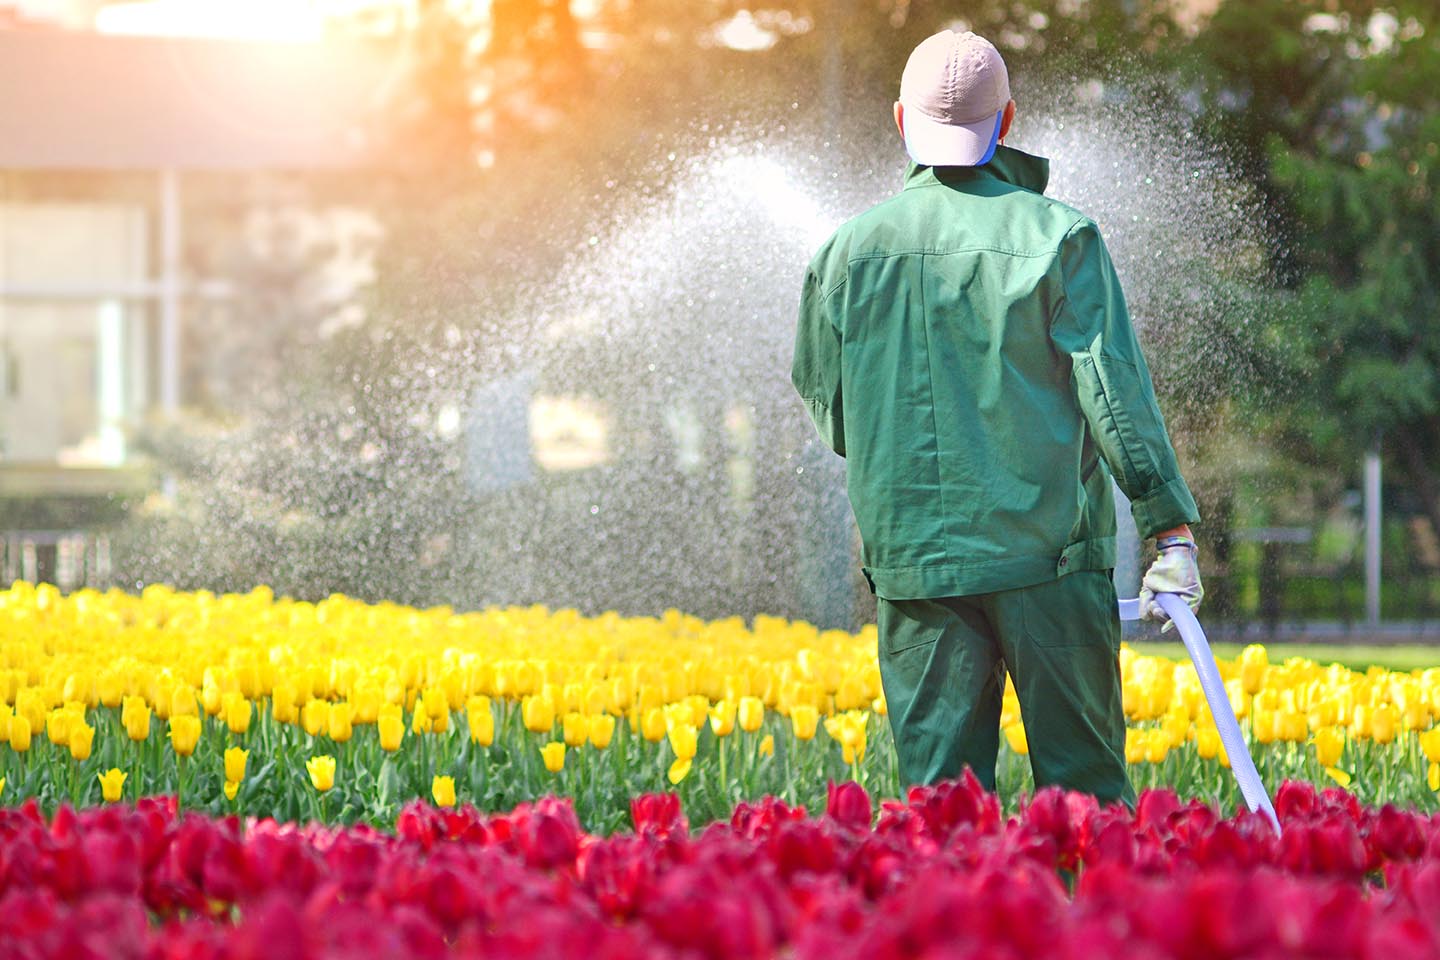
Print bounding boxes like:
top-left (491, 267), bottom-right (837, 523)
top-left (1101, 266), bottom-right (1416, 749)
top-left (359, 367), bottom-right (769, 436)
top-left (5, 774), bottom-right (1440, 959)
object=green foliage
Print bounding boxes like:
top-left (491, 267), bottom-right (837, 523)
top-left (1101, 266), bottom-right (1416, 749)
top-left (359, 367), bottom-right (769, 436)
top-left (1192, 2), bottom-right (1440, 523)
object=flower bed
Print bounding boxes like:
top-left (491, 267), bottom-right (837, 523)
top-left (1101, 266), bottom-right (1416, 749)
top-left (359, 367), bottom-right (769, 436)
top-left (2, 582), bottom-right (1439, 826)
top-left (4, 776), bottom-right (1440, 959)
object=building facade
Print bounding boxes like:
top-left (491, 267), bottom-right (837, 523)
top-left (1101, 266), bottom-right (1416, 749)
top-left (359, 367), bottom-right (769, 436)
top-left (0, 26), bottom-right (395, 585)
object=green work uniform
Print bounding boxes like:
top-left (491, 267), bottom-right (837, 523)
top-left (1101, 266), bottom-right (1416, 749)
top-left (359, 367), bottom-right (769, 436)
top-left (792, 145), bottom-right (1199, 803)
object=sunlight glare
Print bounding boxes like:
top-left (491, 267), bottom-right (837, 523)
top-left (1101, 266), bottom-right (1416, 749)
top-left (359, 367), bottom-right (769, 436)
top-left (96, 0), bottom-right (327, 42)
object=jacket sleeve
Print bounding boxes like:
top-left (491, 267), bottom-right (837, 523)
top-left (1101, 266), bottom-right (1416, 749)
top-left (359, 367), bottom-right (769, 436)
top-left (1049, 218), bottom-right (1199, 539)
top-left (791, 266), bottom-right (846, 457)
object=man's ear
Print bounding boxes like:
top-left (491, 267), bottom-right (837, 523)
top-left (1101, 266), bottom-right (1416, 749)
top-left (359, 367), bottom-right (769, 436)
top-left (894, 101), bottom-right (905, 141)
top-left (998, 100), bottom-right (1016, 143)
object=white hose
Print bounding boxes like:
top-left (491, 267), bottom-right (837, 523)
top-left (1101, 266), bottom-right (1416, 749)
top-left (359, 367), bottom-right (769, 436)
top-left (1119, 593), bottom-right (1282, 835)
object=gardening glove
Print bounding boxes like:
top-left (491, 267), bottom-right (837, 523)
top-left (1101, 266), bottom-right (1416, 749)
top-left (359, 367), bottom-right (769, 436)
top-left (1139, 536), bottom-right (1203, 633)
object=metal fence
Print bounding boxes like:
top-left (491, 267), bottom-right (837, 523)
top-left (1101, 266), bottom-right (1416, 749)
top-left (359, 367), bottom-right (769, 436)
top-left (1198, 524), bottom-right (1440, 642)
top-left (1, 530), bottom-right (112, 593)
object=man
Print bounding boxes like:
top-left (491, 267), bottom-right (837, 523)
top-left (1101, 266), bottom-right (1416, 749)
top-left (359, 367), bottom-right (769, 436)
top-left (791, 29), bottom-right (1203, 806)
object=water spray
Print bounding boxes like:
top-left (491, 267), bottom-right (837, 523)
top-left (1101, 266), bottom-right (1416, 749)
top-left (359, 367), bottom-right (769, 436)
top-left (1119, 594), bottom-right (1282, 835)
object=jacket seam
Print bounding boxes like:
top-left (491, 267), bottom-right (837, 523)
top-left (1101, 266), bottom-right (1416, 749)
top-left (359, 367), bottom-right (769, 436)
top-left (916, 253), bottom-right (954, 564)
top-left (1057, 216), bottom-right (1148, 488)
top-left (867, 541), bottom-right (1112, 574)
top-left (846, 246), bottom-right (1053, 262)
top-left (1049, 215), bottom-right (1094, 331)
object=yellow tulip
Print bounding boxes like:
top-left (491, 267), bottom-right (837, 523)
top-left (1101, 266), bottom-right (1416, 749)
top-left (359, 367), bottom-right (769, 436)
top-left (522, 695), bottom-right (555, 734)
top-left (9, 715), bottom-right (31, 752)
top-left (63, 673), bottom-right (94, 709)
top-left (69, 721), bottom-right (95, 761)
top-left (667, 757), bottom-right (692, 784)
top-left (302, 699), bottom-right (330, 738)
top-left (1003, 723), bottom-right (1028, 756)
top-left (98, 671), bottom-right (124, 709)
top-left (168, 715), bottom-right (201, 757)
top-left (667, 722), bottom-right (698, 761)
top-left (1161, 710), bottom-right (1190, 749)
top-left (664, 701), bottom-right (696, 730)
top-left (432, 775), bottom-right (456, 808)
top-left (225, 695), bottom-right (252, 736)
top-left (588, 714), bottom-right (616, 749)
top-left (1239, 645), bottom-right (1268, 696)
top-left (1420, 728), bottom-right (1440, 764)
top-left (1124, 728), bottom-right (1144, 764)
top-left (306, 754), bottom-right (336, 792)
top-left (422, 687), bottom-right (449, 721)
top-left (328, 702), bottom-right (354, 743)
top-left (225, 746), bottom-right (249, 783)
top-left (467, 700), bottom-right (495, 747)
top-left (352, 684), bottom-right (382, 724)
top-left (540, 741), bottom-right (566, 773)
top-left (1252, 709), bottom-right (1278, 745)
top-left (1196, 724), bottom-right (1220, 760)
top-left (0, 704), bottom-right (9, 744)
top-left (641, 707), bottom-right (667, 742)
top-left (1429, 761), bottom-right (1440, 793)
top-left (737, 696), bottom-right (765, 733)
top-left (709, 700), bottom-right (736, 737)
top-left (563, 712), bottom-right (589, 748)
top-left (789, 704), bottom-right (819, 741)
top-left (758, 734), bottom-right (774, 757)
top-left (1371, 704), bottom-right (1398, 745)
top-left (0, 777), bottom-right (5, 797)
top-left (224, 780), bottom-right (240, 801)
top-left (1311, 727), bottom-right (1345, 768)
top-left (824, 711), bottom-right (867, 763)
top-left (170, 685), bottom-right (198, 718)
top-left (377, 712), bottom-right (405, 751)
top-left (271, 682), bottom-right (300, 725)
top-left (46, 709), bottom-right (72, 747)
top-left (1144, 731), bottom-right (1169, 765)
top-left (1279, 709), bottom-right (1308, 744)
top-left (1325, 766), bottom-right (1352, 788)
top-left (98, 768), bottom-right (126, 802)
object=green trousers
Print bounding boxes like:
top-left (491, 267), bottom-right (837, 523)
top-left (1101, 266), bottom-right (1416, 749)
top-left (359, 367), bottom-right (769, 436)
top-left (877, 570), bottom-right (1135, 807)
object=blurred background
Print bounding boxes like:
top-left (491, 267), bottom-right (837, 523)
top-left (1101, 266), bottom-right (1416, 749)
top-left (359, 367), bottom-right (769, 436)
top-left (1, 0), bottom-right (1438, 640)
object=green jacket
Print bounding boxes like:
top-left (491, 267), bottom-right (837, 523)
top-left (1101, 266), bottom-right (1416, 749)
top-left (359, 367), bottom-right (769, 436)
top-left (792, 145), bottom-right (1199, 600)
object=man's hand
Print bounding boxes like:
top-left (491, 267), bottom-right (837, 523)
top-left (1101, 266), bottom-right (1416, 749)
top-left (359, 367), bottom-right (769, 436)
top-left (1139, 534), bottom-right (1203, 631)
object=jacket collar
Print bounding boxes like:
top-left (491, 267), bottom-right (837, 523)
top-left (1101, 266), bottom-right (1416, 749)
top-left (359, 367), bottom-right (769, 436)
top-left (902, 144), bottom-right (1051, 195)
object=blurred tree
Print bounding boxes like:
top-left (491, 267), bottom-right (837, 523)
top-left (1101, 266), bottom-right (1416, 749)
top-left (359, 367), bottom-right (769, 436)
top-left (1194, 0), bottom-right (1440, 538)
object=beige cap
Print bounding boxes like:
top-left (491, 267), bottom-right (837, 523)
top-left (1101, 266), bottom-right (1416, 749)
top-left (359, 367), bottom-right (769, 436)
top-left (899, 30), bottom-right (1010, 167)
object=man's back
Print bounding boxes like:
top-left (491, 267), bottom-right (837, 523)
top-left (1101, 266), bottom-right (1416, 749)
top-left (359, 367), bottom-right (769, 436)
top-left (796, 145), bottom-right (1183, 601)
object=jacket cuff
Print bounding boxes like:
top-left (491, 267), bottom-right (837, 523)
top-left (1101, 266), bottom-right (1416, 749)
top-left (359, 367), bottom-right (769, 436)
top-left (803, 397), bottom-right (845, 457)
top-left (1129, 476), bottom-right (1200, 540)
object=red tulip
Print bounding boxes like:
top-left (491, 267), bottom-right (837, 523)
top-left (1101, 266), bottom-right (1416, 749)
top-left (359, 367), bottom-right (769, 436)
top-left (730, 795), bottom-right (808, 841)
top-left (825, 780), bottom-right (873, 831)
top-left (630, 792), bottom-right (688, 839)
top-left (1372, 804), bottom-right (1428, 863)
top-left (517, 797), bottom-right (582, 870)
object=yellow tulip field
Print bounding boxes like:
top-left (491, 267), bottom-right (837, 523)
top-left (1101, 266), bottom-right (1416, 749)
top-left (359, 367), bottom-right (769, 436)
top-left (1, 580), bottom-right (1438, 829)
